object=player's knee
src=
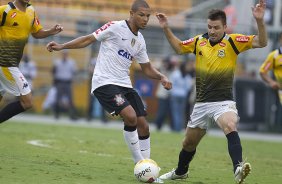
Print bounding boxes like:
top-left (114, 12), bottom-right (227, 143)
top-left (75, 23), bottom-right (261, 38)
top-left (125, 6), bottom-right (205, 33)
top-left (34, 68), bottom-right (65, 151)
top-left (20, 99), bottom-right (33, 110)
top-left (223, 121), bottom-right (237, 133)
top-left (182, 139), bottom-right (197, 151)
top-left (124, 114), bottom-right (137, 126)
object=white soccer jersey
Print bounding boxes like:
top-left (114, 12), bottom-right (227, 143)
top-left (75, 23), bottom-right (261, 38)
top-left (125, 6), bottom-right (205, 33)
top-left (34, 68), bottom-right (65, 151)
top-left (91, 20), bottom-right (149, 92)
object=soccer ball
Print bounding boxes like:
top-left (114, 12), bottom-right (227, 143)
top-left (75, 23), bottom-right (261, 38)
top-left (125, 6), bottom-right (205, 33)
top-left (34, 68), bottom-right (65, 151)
top-left (134, 159), bottom-right (160, 183)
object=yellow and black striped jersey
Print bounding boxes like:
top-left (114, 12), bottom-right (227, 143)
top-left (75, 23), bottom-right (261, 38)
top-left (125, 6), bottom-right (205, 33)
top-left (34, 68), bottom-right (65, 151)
top-left (180, 33), bottom-right (255, 102)
top-left (259, 48), bottom-right (282, 86)
top-left (0, 2), bottom-right (42, 67)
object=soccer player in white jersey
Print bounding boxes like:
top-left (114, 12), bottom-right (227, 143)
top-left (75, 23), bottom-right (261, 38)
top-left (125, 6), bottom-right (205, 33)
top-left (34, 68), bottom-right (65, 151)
top-left (46, 0), bottom-right (172, 175)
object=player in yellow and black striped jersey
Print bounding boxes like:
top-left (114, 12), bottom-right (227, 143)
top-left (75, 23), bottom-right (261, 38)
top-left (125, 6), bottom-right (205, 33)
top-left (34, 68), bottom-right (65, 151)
top-left (156, 0), bottom-right (268, 183)
top-left (0, 0), bottom-right (63, 123)
top-left (259, 33), bottom-right (282, 124)
top-left (259, 33), bottom-right (282, 101)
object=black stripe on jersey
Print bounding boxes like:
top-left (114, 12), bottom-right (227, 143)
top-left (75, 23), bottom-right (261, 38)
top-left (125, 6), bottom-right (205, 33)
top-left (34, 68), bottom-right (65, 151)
top-left (228, 37), bottom-right (240, 55)
top-left (1, 2), bottom-right (16, 26)
top-left (193, 37), bottom-right (199, 55)
top-left (279, 47), bottom-right (282, 54)
top-left (0, 12), bottom-right (7, 26)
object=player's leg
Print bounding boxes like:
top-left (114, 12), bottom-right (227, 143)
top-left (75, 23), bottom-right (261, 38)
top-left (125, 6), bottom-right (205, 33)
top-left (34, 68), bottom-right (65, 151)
top-left (160, 127), bottom-right (206, 180)
top-left (0, 67), bottom-right (32, 123)
top-left (176, 127), bottom-right (206, 175)
top-left (119, 106), bottom-right (144, 163)
top-left (94, 85), bottom-right (143, 163)
top-left (137, 116), bottom-right (150, 159)
top-left (160, 102), bottom-right (208, 180)
top-left (215, 102), bottom-right (251, 184)
top-left (216, 111), bottom-right (242, 171)
top-left (125, 89), bottom-right (151, 159)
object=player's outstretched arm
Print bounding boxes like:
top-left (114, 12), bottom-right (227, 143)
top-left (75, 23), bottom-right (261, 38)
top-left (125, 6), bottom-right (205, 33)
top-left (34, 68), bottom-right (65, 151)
top-left (32, 24), bottom-right (63, 39)
top-left (251, 0), bottom-right (268, 48)
top-left (140, 62), bottom-right (172, 90)
top-left (46, 34), bottom-right (96, 52)
top-left (260, 71), bottom-right (281, 90)
top-left (156, 13), bottom-right (183, 54)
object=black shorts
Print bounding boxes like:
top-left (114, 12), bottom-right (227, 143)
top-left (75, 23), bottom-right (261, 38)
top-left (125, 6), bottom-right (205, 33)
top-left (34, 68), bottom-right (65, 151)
top-left (93, 84), bottom-right (147, 116)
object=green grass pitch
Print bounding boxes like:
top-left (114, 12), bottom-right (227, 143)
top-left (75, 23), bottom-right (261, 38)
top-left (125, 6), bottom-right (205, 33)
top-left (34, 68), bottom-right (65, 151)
top-left (0, 121), bottom-right (281, 184)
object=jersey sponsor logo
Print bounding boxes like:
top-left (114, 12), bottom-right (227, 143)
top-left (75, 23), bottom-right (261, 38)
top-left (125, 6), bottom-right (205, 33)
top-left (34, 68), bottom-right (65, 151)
top-left (95, 21), bottom-right (115, 35)
top-left (219, 42), bottom-right (226, 47)
top-left (11, 12), bottom-right (17, 18)
top-left (235, 36), bottom-right (250, 42)
top-left (114, 94), bottom-right (125, 106)
top-left (218, 49), bottom-right (226, 58)
top-left (199, 41), bottom-right (207, 46)
top-left (118, 50), bottom-right (133, 61)
top-left (182, 38), bottom-right (194, 45)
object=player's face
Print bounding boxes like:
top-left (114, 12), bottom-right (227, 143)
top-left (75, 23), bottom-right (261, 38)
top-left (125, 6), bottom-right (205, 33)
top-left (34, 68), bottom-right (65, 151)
top-left (132, 7), bottom-right (151, 30)
top-left (207, 19), bottom-right (227, 42)
top-left (17, 0), bottom-right (30, 5)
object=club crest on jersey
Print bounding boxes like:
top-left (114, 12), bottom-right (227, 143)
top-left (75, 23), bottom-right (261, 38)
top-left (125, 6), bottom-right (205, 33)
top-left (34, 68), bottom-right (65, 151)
top-left (131, 38), bottom-right (136, 47)
top-left (114, 94), bottom-right (125, 106)
top-left (218, 49), bottom-right (225, 58)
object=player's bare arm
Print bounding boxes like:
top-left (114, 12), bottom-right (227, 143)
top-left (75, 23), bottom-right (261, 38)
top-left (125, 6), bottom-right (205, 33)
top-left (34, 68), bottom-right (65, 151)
top-left (260, 71), bottom-right (281, 90)
top-left (46, 34), bottom-right (96, 52)
top-left (32, 24), bottom-right (63, 39)
top-left (251, 0), bottom-right (268, 48)
top-left (140, 62), bottom-right (172, 90)
top-left (156, 13), bottom-right (183, 54)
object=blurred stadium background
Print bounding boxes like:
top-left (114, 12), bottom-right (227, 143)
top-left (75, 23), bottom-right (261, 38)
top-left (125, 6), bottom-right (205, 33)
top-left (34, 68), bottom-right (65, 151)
top-left (1, 0), bottom-right (281, 132)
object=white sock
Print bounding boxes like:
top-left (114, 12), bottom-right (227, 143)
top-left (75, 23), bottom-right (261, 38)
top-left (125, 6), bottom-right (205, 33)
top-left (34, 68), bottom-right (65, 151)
top-left (123, 129), bottom-right (144, 163)
top-left (139, 136), bottom-right (150, 159)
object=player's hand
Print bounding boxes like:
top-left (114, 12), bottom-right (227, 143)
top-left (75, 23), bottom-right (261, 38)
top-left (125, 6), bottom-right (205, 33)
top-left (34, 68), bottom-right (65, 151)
top-left (51, 24), bottom-right (63, 35)
top-left (252, 0), bottom-right (266, 21)
top-left (160, 76), bottom-right (172, 90)
top-left (156, 13), bottom-right (169, 28)
top-left (46, 41), bottom-right (63, 52)
top-left (270, 81), bottom-right (281, 90)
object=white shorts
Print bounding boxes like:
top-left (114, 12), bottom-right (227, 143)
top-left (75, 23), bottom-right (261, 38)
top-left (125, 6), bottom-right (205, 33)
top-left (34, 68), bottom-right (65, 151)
top-left (0, 67), bottom-right (31, 96)
top-left (188, 101), bottom-right (238, 129)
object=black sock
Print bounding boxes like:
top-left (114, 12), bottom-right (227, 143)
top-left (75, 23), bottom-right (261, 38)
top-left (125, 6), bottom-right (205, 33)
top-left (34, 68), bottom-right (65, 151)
top-left (0, 101), bottom-right (25, 123)
top-left (175, 149), bottom-right (196, 175)
top-left (226, 131), bottom-right (242, 173)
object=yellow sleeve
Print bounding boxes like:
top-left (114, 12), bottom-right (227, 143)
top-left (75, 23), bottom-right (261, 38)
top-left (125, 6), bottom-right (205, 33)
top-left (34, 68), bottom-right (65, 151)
top-left (230, 34), bottom-right (255, 53)
top-left (180, 35), bottom-right (200, 54)
top-left (259, 51), bottom-right (275, 73)
top-left (31, 10), bottom-right (43, 33)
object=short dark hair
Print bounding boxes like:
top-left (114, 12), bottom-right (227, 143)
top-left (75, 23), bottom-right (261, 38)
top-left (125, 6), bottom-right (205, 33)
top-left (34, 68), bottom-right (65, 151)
top-left (131, 0), bottom-right (150, 12)
top-left (208, 9), bottom-right (227, 25)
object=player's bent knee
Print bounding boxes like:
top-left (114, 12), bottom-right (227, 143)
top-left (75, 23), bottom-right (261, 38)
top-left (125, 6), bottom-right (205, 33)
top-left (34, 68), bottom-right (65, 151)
top-left (20, 100), bottom-right (33, 110)
top-left (123, 114), bottom-right (137, 126)
top-left (182, 140), bottom-right (197, 151)
top-left (223, 121), bottom-right (237, 133)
